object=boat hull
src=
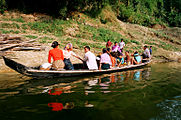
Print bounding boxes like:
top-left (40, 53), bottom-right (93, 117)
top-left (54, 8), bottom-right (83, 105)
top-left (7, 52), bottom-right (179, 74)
top-left (3, 56), bottom-right (151, 78)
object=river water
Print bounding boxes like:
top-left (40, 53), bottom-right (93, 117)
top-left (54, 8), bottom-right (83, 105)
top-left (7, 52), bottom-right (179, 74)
top-left (0, 62), bottom-right (181, 120)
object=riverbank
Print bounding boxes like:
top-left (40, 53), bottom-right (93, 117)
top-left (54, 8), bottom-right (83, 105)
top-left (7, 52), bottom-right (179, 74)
top-left (0, 10), bottom-right (181, 72)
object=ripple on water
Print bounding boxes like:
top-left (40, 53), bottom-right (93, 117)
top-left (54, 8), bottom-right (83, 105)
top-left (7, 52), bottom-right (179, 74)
top-left (151, 95), bottom-right (181, 120)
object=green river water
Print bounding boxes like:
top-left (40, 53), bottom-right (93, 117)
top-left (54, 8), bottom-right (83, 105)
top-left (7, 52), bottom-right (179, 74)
top-left (0, 62), bottom-right (181, 120)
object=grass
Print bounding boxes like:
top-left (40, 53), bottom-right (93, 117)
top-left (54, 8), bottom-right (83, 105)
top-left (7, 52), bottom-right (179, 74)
top-left (11, 17), bottom-right (25, 23)
top-left (130, 39), bottom-right (140, 45)
top-left (159, 41), bottom-right (179, 51)
top-left (39, 36), bottom-right (54, 43)
top-left (0, 29), bottom-right (20, 34)
top-left (1, 23), bottom-right (20, 29)
top-left (24, 35), bottom-right (38, 39)
top-left (0, 12), bottom-right (180, 57)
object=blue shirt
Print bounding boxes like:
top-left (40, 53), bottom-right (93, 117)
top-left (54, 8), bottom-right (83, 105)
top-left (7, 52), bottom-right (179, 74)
top-left (134, 53), bottom-right (141, 63)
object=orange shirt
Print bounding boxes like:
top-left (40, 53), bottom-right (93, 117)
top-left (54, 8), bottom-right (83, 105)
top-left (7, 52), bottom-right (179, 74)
top-left (48, 48), bottom-right (64, 63)
top-left (110, 55), bottom-right (116, 67)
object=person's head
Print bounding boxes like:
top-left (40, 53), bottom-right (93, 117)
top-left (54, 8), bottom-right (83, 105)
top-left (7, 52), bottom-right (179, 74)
top-left (51, 41), bottom-right (59, 48)
top-left (107, 39), bottom-right (110, 42)
top-left (143, 45), bottom-right (148, 50)
top-left (134, 51), bottom-right (139, 56)
top-left (118, 51), bottom-right (123, 57)
top-left (102, 48), bottom-right (107, 54)
top-left (114, 42), bottom-right (118, 46)
top-left (121, 38), bottom-right (123, 42)
top-left (107, 48), bottom-right (111, 53)
top-left (150, 46), bottom-right (152, 48)
top-left (125, 51), bottom-right (129, 56)
top-left (111, 52), bottom-right (117, 57)
top-left (84, 46), bottom-right (90, 53)
top-left (64, 43), bottom-right (73, 51)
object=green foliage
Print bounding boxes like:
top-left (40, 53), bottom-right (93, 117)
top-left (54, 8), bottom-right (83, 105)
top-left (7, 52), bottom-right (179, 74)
top-left (1, 23), bottom-right (20, 29)
top-left (0, 0), bottom-right (6, 13)
top-left (0, 29), bottom-right (20, 34)
top-left (24, 35), bottom-right (38, 39)
top-left (27, 21), bottom-right (63, 36)
top-left (39, 36), bottom-right (54, 43)
top-left (3, 0), bottom-right (181, 27)
top-left (12, 17), bottom-right (25, 23)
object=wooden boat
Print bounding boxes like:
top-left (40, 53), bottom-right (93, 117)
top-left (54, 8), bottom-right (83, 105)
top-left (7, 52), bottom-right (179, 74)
top-left (3, 56), bottom-right (151, 78)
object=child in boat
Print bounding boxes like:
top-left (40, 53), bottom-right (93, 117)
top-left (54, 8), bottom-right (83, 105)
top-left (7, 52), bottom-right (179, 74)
top-left (117, 52), bottom-right (125, 67)
top-left (131, 51), bottom-right (142, 65)
top-left (48, 41), bottom-right (64, 70)
top-left (125, 51), bottom-right (131, 65)
top-left (63, 43), bottom-right (82, 70)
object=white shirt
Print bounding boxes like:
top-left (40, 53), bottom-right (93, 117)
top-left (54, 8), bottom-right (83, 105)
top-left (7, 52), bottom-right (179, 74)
top-left (100, 53), bottom-right (112, 65)
top-left (144, 48), bottom-right (150, 58)
top-left (119, 41), bottom-right (125, 49)
top-left (63, 50), bottom-right (77, 59)
top-left (84, 51), bottom-right (98, 70)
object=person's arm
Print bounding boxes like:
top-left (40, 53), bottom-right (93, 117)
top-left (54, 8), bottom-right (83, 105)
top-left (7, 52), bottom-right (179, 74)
top-left (71, 51), bottom-right (84, 62)
top-left (99, 63), bottom-right (102, 70)
top-left (48, 51), bottom-right (52, 63)
top-left (118, 46), bottom-right (122, 53)
top-left (83, 54), bottom-right (88, 62)
top-left (60, 50), bottom-right (64, 60)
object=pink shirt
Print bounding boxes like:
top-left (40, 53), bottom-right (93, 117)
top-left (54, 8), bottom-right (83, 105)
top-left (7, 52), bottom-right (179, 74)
top-left (100, 53), bottom-right (112, 65)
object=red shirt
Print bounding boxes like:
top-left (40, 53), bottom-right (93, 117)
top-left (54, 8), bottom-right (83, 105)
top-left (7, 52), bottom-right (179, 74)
top-left (48, 48), bottom-right (64, 63)
top-left (106, 41), bottom-right (112, 48)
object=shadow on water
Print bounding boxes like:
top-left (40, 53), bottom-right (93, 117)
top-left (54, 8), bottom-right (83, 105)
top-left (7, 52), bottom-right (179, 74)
top-left (0, 63), bottom-right (181, 120)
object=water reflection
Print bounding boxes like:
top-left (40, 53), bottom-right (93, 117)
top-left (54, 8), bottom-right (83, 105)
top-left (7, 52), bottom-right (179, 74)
top-left (83, 68), bottom-right (151, 95)
top-left (1, 63), bottom-right (181, 120)
top-left (45, 67), bottom-right (151, 111)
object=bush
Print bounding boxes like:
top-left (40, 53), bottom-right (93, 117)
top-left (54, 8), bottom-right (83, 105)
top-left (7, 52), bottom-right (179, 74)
top-left (0, 0), bottom-right (6, 13)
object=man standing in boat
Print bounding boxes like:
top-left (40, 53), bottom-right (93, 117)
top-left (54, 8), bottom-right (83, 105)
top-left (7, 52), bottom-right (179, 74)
top-left (142, 45), bottom-right (150, 59)
top-left (83, 46), bottom-right (98, 70)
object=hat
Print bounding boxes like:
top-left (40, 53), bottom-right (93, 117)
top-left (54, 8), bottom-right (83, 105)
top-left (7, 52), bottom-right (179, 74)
top-left (64, 43), bottom-right (73, 50)
top-left (51, 41), bottom-right (59, 48)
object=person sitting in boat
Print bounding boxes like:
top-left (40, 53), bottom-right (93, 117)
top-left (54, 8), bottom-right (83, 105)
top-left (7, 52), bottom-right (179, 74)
top-left (99, 48), bottom-right (112, 70)
top-left (112, 42), bottom-right (122, 53)
top-left (142, 45), bottom-right (150, 59)
top-left (63, 43), bottom-right (82, 70)
top-left (107, 48), bottom-right (116, 67)
top-left (83, 46), bottom-right (98, 70)
top-left (131, 51), bottom-right (142, 65)
top-left (117, 52), bottom-right (125, 67)
top-left (125, 51), bottom-right (131, 65)
top-left (48, 41), bottom-right (64, 70)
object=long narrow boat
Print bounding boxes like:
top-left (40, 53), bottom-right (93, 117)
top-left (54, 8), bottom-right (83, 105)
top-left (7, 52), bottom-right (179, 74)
top-left (3, 56), bottom-right (151, 78)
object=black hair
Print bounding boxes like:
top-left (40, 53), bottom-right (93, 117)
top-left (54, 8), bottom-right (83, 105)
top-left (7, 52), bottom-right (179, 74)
top-left (125, 51), bottom-right (129, 53)
top-left (111, 52), bottom-right (118, 58)
top-left (51, 41), bottom-right (59, 48)
top-left (118, 52), bottom-right (123, 56)
top-left (134, 51), bottom-right (138, 54)
top-left (84, 46), bottom-right (90, 50)
top-left (144, 45), bottom-right (148, 48)
top-left (102, 48), bottom-right (107, 53)
top-left (114, 42), bottom-right (117, 44)
top-left (121, 38), bottom-right (123, 41)
top-left (107, 48), bottom-right (110, 52)
top-left (150, 46), bottom-right (152, 48)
